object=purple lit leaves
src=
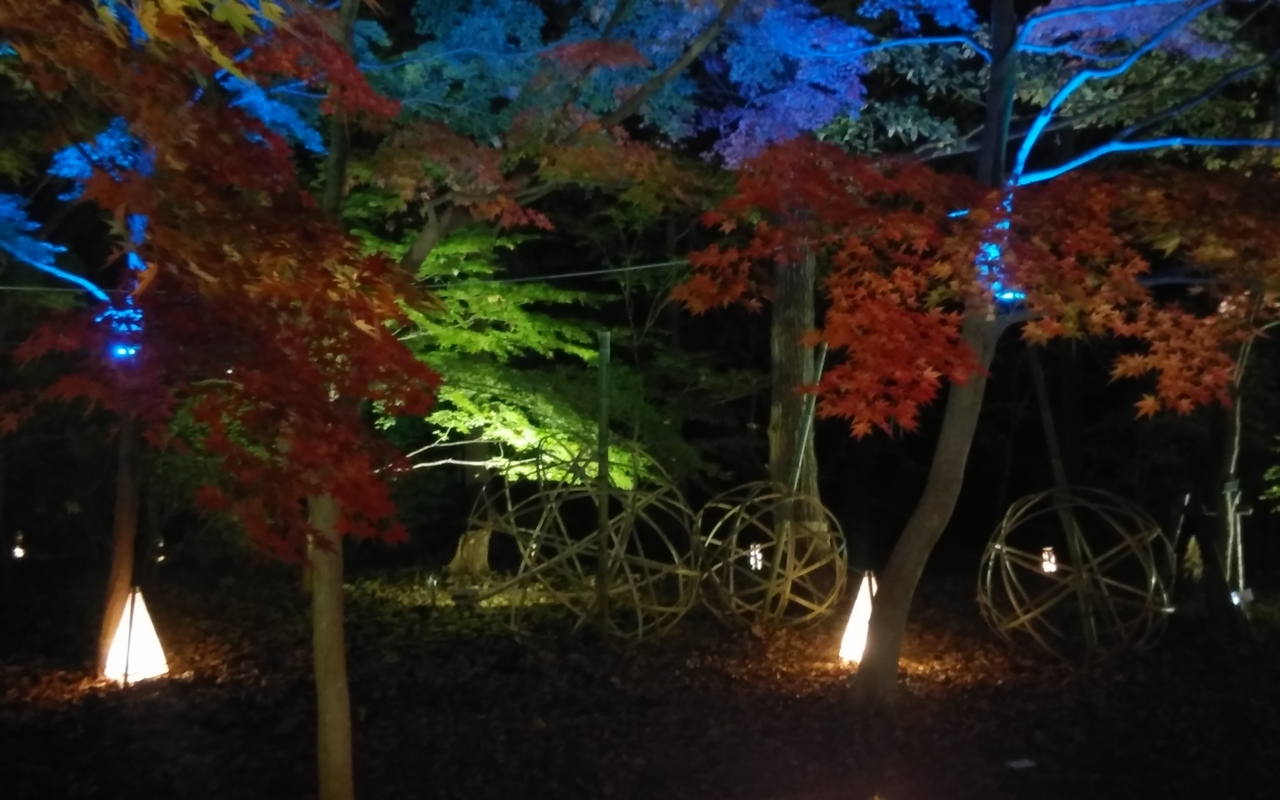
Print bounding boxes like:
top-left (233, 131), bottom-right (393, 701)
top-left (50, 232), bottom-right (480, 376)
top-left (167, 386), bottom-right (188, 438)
top-left (50, 117), bottom-right (154, 200)
top-left (714, 3), bottom-right (874, 163)
top-left (857, 0), bottom-right (979, 34)
top-left (1023, 0), bottom-right (1235, 60)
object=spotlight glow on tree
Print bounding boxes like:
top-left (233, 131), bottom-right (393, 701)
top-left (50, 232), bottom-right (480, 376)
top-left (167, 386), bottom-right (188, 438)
top-left (839, 573), bottom-right (878, 664)
top-left (103, 588), bottom-right (168, 685)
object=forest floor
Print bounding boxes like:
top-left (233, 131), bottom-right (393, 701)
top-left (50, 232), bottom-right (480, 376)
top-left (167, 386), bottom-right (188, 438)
top-left (2, 559), bottom-right (1278, 800)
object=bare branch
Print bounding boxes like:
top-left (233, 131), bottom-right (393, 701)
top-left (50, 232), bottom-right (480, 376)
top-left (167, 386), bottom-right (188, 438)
top-left (598, 0), bottom-right (744, 129)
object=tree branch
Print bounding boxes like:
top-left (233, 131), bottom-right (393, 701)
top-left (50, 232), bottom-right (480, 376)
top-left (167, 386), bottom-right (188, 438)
top-left (320, 0), bottom-right (361, 221)
top-left (1115, 47), bottom-right (1280, 141)
top-left (398, 203), bottom-right (457, 273)
top-left (1011, 0), bottom-right (1220, 182)
top-left (1018, 136), bottom-right (1280, 185)
top-left (598, 0), bottom-right (744, 129)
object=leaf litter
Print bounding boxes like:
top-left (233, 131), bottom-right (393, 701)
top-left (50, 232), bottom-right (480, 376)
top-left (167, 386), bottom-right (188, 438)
top-left (2, 563), bottom-right (1278, 800)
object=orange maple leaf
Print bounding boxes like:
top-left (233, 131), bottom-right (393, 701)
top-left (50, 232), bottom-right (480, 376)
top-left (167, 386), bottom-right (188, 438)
top-left (1134, 394), bottom-right (1162, 418)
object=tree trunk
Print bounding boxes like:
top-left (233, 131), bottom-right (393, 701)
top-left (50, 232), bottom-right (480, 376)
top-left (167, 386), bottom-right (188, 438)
top-left (853, 0), bottom-right (1017, 707)
top-left (976, 0), bottom-right (1017, 189)
top-left (854, 316), bottom-right (999, 705)
top-left (1202, 376), bottom-right (1249, 630)
top-left (98, 415), bottom-right (141, 676)
top-left (310, 495), bottom-right (355, 800)
top-left (768, 252), bottom-right (818, 496)
top-left (308, 2), bottom-right (360, 795)
top-left (447, 441), bottom-right (495, 579)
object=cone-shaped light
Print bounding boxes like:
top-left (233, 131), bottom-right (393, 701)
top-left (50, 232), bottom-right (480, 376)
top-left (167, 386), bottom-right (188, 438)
top-left (838, 573), bottom-right (877, 664)
top-left (104, 588), bottom-right (168, 684)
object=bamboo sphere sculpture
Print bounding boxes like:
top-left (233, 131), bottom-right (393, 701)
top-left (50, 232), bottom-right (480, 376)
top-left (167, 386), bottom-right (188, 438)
top-left (698, 481), bottom-right (847, 628)
top-left (978, 487), bottom-right (1175, 659)
top-left (477, 443), bottom-right (700, 643)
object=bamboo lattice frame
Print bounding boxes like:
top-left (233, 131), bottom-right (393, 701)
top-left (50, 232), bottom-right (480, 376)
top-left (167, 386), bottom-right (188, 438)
top-left (470, 441), bottom-right (700, 643)
top-left (697, 481), bottom-right (847, 629)
top-left (978, 487), bottom-right (1175, 660)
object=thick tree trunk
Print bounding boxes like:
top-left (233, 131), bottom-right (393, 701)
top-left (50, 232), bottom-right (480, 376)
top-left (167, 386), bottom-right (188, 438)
top-left (310, 495), bottom-right (355, 800)
top-left (768, 252), bottom-right (818, 496)
top-left (447, 527), bottom-right (493, 578)
top-left (976, 0), bottom-right (1017, 188)
top-left (854, 316), bottom-right (999, 706)
top-left (98, 416), bottom-right (141, 676)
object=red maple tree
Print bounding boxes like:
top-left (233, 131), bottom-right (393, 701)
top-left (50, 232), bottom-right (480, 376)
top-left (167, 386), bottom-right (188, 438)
top-left (679, 137), bottom-right (1280, 438)
top-left (5, 0), bottom-right (439, 557)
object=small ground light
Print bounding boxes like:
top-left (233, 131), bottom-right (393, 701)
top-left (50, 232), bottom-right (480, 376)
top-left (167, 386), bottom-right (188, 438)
top-left (154, 537), bottom-right (166, 564)
top-left (748, 543), bottom-right (764, 571)
top-left (1231, 589), bottom-right (1254, 606)
top-left (11, 532), bottom-right (25, 559)
top-left (839, 573), bottom-right (877, 664)
top-left (1041, 546), bottom-right (1058, 573)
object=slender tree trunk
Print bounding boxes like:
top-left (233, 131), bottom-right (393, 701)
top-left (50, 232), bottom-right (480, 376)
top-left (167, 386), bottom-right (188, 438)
top-left (0, 443), bottom-right (6, 547)
top-left (0, 443), bottom-right (9, 588)
top-left (310, 495), bottom-right (355, 800)
top-left (854, 317), bottom-right (999, 704)
top-left (98, 415), bottom-right (141, 676)
top-left (1200, 349), bottom-right (1251, 630)
top-left (309, 3), bottom-right (359, 797)
top-left (853, 0), bottom-right (1018, 707)
top-left (768, 252), bottom-right (818, 496)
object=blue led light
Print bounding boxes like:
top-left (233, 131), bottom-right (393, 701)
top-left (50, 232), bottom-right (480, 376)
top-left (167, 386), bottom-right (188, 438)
top-left (972, 195), bottom-right (1023, 305)
top-left (111, 344), bottom-right (140, 359)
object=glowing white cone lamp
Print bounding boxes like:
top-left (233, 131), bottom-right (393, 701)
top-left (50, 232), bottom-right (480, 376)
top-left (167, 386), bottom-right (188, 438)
top-left (104, 588), bottom-right (169, 684)
top-left (839, 573), bottom-right (877, 664)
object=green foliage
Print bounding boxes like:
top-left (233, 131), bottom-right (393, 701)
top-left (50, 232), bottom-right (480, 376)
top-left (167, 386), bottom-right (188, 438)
top-left (820, 97), bottom-right (963, 153)
top-left (351, 217), bottom-right (656, 488)
top-left (817, 40), bottom-right (981, 154)
top-left (1266, 461), bottom-right (1280, 509)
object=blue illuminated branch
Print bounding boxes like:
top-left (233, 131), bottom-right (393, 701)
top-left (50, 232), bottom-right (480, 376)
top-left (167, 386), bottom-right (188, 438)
top-left (1018, 137), bottom-right (1280, 185)
top-left (1011, 0), bottom-right (1218, 182)
top-left (0, 193), bottom-right (111, 301)
top-left (6, 249), bottom-right (111, 302)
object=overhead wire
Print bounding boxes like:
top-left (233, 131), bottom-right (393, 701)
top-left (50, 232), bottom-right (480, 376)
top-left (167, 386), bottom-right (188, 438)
top-left (416, 258), bottom-right (690, 289)
top-left (0, 258), bottom-right (692, 295)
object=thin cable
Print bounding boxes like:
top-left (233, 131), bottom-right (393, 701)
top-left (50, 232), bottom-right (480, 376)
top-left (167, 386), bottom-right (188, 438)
top-left (418, 259), bottom-right (689, 289)
top-left (2, 259), bottom-right (692, 294)
top-left (0, 284), bottom-right (123, 293)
